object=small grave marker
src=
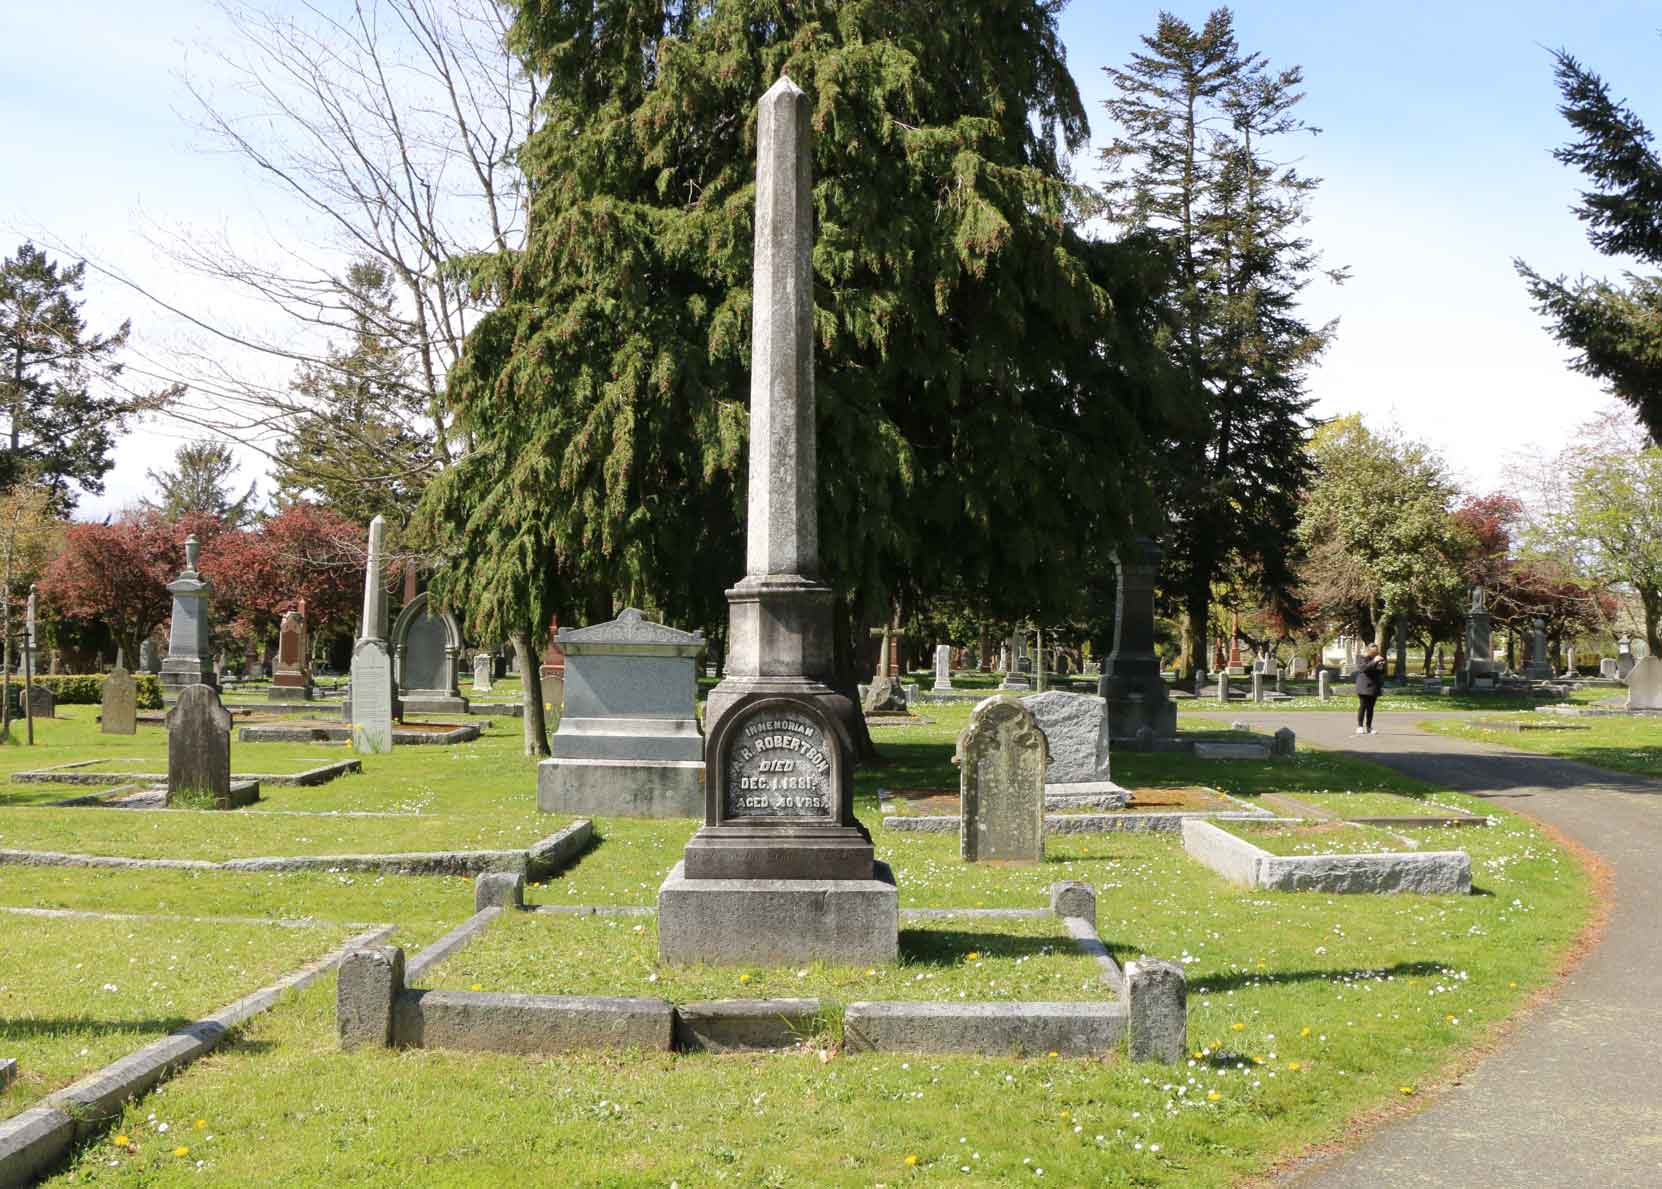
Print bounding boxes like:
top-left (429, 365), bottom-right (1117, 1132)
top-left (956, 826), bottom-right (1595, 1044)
top-left (167, 684), bottom-right (236, 808)
top-left (101, 657), bottom-right (137, 735)
top-left (957, 696), bottom-right (1047, 863)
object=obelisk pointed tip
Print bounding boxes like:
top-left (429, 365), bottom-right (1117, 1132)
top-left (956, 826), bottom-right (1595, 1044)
top-left (369, 514), bottom-right (385, 528)
top-left (764, 74), bottom-right (804, 101)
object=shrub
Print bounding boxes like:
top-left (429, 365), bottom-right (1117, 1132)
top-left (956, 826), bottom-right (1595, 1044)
top-left (2, 673), bottom-right (164, 710)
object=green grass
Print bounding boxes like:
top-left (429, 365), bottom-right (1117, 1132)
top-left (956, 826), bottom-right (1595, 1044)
top-left (0, 915), bottom-right (355, 1115)
top-left (423, 911), bottom-right (1099, 1005)
top-left (1219, 820), bottom-right (1438, 857)
top-left (1423, 712), bottom-right (1662, 779)
top-left (0, 693), bottom-right (1605, 1185)
top-left (43, 797), bottom-right (1590, 1188)
top-left (1264, 790), bottom-right (1473, 819)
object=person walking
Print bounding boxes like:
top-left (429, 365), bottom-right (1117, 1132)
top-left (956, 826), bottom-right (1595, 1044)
top-left (1355, 643), bottom-right (1385, 734)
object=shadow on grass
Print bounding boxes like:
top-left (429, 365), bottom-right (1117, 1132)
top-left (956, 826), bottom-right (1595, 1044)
top-left (899, 928), bottom-right (1064, 967)
top-left (0, 1015), bottom-right (197, 1041)
top-left (1189, 959), bottom-right (1451, 996)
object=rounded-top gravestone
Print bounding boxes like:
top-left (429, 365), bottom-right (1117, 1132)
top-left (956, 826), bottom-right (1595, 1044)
top-left (1626, 655), bottom-right (1662, 711)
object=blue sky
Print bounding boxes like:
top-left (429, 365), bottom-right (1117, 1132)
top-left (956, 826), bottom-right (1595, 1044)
top-left (4, 1), bottom-right (1661, 518)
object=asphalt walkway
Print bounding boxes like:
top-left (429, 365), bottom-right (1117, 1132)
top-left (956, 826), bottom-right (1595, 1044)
top-left (1226, 711), bottom-right (1662, 1188)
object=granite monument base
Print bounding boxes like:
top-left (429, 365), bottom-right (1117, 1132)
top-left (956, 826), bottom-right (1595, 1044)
top-left (267, 683), bottom-right (315, 702)
top-left (401, 694), bottom-right (470, 715)
top-left (1044, 780), bottom-right (1131, 810)
top-left (657, 859), bottom-right (898, 966)
top-left (159, 665), bottom-right (216, 704)
top-left (537, 757), bottom-right (704, 818)
top-left (1105, 694), bottom-right (1177, 742)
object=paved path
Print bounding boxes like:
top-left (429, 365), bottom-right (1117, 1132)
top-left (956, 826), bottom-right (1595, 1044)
top-left (1224, 711), bottom-right (1662, 1188)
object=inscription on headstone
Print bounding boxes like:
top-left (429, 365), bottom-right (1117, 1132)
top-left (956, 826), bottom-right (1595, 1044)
top-left (351, 640), bottom-right (395, 754)
top-left (724, 707), bottom-right (834, 819)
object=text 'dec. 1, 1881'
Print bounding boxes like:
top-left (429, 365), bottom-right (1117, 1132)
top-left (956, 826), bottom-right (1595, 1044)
top-left (725, 708), bottom-right (833, 818)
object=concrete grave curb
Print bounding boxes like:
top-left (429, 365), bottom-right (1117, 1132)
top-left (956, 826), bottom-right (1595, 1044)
top-left (0, 924), bottom-right (392, 1187)
top-left (1181, 818), bottom-right (1473, 894)
top-left (239, 722), bottom-right (483, 745)
top-left (0, 821), bottom-right (593, 881)
top-left (13, 758), bottom-right (360, 788)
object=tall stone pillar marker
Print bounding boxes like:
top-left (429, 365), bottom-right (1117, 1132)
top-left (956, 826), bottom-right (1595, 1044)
top-left (350, 516), bottom-right (400, 753)
top-left (660, 76), bottom-right (897, 967)
top-left (1100, 538), bottom-right (1177, 740)
top-left (160, 536), bottom-right (216, 702)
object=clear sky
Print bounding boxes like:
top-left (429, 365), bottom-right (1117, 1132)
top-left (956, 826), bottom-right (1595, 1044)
top-left (3, 1), bottom-right (1660, 519)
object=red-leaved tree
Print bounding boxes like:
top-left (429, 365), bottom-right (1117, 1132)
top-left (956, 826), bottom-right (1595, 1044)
top-left (205, 504), bottom-right (364, 647)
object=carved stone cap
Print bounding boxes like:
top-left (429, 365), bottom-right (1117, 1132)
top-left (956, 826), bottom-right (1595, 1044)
top-left (558, 607), bottom-right (705, 656)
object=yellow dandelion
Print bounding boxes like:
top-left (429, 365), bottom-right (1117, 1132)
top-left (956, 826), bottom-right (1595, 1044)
top-left (1287, 1061), bottom-right (1301, 1072)
top-left (1192, 1050), bottom-right (1204, 1060)
top-left (1230, 1022), bottom-right (1245, 1032)
top-left (113, 1135), bottom-right (129, 1147)
top-left (1206, 1090), bottom-right (1221, 1102)
top-left (1059, 1110), bottom-right (1070, 1121)
top-left (739, 973), bottom-right (751, 984)
top-left (1400, 1086), bottom-right (1415, 1095)
top-left (470, 984), bottom-right (483, 992)
top-left (966, 952), bottom-right (981, 962)
top-left (1445, 1014), bottom-right (1456, 1024)
top-left (1252, 1055), bottom-right (1264, 1065)
top-left (194, 1119), bottom-right (206, 1130)
top-left (1047, 1050), bottom-right (1059, 1058)
top-left (1300, 1027), bottom-right (1311, 1038)
top-left (904, 1154), bottom-right (920, 1167)
top-left (1509, 981), bottom-right (1517, 989)
top-left (173, 1146), bottom-right (190, 1158)
top-left (865, 968), bottom-right (877, 977)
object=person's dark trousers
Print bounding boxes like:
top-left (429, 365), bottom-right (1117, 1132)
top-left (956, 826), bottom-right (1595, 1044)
top-left (1357, 695), bottom-right (1378, 730)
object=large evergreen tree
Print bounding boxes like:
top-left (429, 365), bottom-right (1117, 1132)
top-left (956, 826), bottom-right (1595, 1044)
top-left (1517, 48), bottom-right (1662, 437)
top-left (429, 0), bottom-right (1176, 676)
top-left (1101, 9), bottom-right (1341, 677)
top-left (0, 242), bottom-right (135, 507)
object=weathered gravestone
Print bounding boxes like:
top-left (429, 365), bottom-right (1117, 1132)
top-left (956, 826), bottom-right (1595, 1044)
top-left (350, 516), bottom-right (399, 754)
top-left (140, 637), bottom-right (161, 675)
top-left (1318, 670), bottom-right (1332, 702)
top-left (26, 685), bottom-right (54, 719)
top-left (657, 77), bottom-right (895, 967)
top-left (167, 685), bottom-right (255, 808)
top-left (933, 643), bottom-right (953, 691)
top-left (958, 696), bottom-right (1047, 863)
top-left (539, 609), bottom-right (706, 818)
top-left (1617, 636), bottom-right (1637, 682)
top-left (1288, 656), bottom-right (1308, 680)
top-left (1626, 655), bottom-right (1662, 711)
top-left (270, 609), bottom-right (313, 700)
top-left (1601, 657), bottom-right (1619, 679)
top-left (101, 655), bottom-right (137, 735)
top-left (1020, 690), bottom-right (1125, 808)
top-left (862, 675), bottom-right (907, 713)
top-left (472, 653), bottom-right (493, 694)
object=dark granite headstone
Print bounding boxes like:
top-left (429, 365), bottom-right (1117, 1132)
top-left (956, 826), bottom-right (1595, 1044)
top-left (26, 685), bottom-right (54, 719)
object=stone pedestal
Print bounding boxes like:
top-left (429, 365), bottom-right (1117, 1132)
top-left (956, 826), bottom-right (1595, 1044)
top-left (658, 860), bottom-right (898, 966)
top-left (538, 609), bottom-right (706, 818)
top-left (160, 536), bottom-right (217, 701)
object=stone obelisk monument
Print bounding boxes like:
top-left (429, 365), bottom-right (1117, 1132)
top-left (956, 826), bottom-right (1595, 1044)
top-left (350, 516), bottom-right (400, 752)
top-left (658, 75), bottom-right (897, 966)
top-left (159, 536), bottom-right (216, 702)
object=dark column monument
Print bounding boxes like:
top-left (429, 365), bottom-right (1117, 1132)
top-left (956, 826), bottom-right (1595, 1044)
top-left (658, 75), bottom-right (897, 966)
top-left (1099, 538), bottom-right (1177, 740)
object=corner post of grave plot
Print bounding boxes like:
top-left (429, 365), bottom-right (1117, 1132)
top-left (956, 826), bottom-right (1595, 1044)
top-left (1125, 958), bottom-right (1187, 1064)
top-left (338, 945), bottom-right (405, 1049)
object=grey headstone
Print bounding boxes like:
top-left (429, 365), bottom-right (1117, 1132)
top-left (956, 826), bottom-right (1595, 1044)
top-left (1272, 726), bottom-right (1296, 756)
top-left (404, 611), bottom-right (448, 690)
top-left (160, 535), bottom-right (216, 698)
top-left (1251, 673), bottom-right (1265, 704)
top-left (1626, 656), bottom-right (1662, 710)
top-left (1049, 880), bottom-right (1096, 927)
top-left (351, 639), bottom-right (396, 754)
top-left (862, 675), bottom-right (907, 713)
top-left (1019, 691), bottom-right (1110, 785)
top-left (1216, 673), bottom-right (1229, 702)
top-left (1318, 670), bottom-right (1331, 701)
top-left (359, 515), bottom-right (388, 640)
top-left (166, 684), bottom-right (233, 807)
top-left (140, 638), bottom-right (161, 674)
top-left (1601, 658), bottom-right (1619, 679)
top-left (1125, 958), bottom-right (1187, 1063)
top-left (958, 696), bottom-right (1048, 863)
top-left (25, 685), bottom-right (54, 719)
top-left (101, 665), bottom-right (137, 735)
top-left (472, 653), bottom-right (493, 694)
top-left (337, 945), bottom-right (404, 1050)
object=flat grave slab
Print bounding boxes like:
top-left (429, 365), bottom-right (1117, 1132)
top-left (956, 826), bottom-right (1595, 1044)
top-left (880, 784), bottom-right (1275, 833)
top-left (238, 721), bottom-right (482, 745)
top-left (14, 757), bottom-right (359, 787)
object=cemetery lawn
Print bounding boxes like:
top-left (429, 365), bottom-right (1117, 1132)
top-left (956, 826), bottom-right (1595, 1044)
top-left (1218, 820), bottom-right (1447, 857)
top-left (0, 915), bottom-right (355, 1116)
top-left (420, 911), bottom-right (1099, 1005)
top-left (1263, 790), bottom-right (1478, 819)
top-left (44, 793), bottom-right (1591, 1187)
top-left (1422, 713), bottom-right (1662, 779)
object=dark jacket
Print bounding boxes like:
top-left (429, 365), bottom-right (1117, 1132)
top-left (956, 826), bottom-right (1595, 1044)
top-left (1354, 654), bottom-right (1385, 697)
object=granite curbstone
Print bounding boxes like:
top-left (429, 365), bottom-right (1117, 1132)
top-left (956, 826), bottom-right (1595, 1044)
top-left (526, 819), bottom-right (595, 880)
top-left (404, 909), bottom-right (504, 984)
top-left (0, 1107), bottom-right (74, 1188)
top-left (1049, 880), bottom-right (1096, 927)
top-left (842, 1001), bottom-right (1128, 1058)
top-left (674, 998), bottom-right (826, 1052)
top-left (1126, 959), bottom-right (1188, 1063)
top-left (1062, 915), bottom-right (1124, 995)
top-left (392, 989), bottom-right (673, 1054)
top-left (475, 872), bottom-right (525, 912)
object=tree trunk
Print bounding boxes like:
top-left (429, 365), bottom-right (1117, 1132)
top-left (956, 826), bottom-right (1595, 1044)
top-left (1183, 583), bottom-right (1210, 688)
top-left (1642, 585), bottom-right (1662, 659)
top-left (511, 630), bottom-right (548, 758)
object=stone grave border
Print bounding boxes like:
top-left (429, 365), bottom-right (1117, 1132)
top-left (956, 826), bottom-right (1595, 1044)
top-left (239, 722), bottom-right (483, 745)
top-left (339, 875), bottom-right (1186, 1063)
top-left (14, 757), bottom-right (361, 788)
top-left (1181, 818), bottom-right (1472, 894)
top-left (0, 1060), bottom-right (14, 1093)
top-left (1258, 793), bottom-right (1490, 830)
top-left (0, 923), bottom-right (395, 1185)
top-left (878, 784), bottom-right (1277, 835)
top-left (0, 819), bottom-right (594, 881)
